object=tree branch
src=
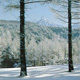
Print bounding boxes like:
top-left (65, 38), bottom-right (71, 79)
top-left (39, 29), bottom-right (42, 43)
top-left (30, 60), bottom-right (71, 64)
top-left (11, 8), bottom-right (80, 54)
top-left (24, 0), bottom-right (52, 4)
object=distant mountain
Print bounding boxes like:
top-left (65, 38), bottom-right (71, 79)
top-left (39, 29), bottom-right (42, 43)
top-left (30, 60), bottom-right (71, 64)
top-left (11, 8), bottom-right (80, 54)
top-left (0, 20), bottom-right (20, 25)
top-left (36, 18), bottom-right (63, 27)
top-left (0, 20), bottom-right (80, 40)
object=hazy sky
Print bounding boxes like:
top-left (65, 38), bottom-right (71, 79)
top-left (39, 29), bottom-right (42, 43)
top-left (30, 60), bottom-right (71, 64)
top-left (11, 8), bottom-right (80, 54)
top-left (0, 2), bottom-right (68, 27)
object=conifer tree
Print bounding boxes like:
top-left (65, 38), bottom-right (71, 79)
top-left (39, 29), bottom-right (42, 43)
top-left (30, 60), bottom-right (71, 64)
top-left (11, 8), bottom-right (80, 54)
top-left (68, 0), bottom-right (74, 72)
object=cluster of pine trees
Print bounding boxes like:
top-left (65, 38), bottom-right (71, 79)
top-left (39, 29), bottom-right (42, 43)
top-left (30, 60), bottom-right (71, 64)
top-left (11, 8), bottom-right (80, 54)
top-left (0, 20), bottom-right (80, 67)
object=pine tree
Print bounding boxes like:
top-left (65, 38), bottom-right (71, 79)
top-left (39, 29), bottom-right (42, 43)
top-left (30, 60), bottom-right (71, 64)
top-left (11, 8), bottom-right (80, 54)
top-left (68, 0), bottom-right (74, 72)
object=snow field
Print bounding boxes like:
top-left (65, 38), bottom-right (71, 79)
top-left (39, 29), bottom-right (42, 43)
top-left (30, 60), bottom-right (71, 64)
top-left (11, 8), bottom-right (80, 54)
top-left (0, 65), bottom-right (80, 80)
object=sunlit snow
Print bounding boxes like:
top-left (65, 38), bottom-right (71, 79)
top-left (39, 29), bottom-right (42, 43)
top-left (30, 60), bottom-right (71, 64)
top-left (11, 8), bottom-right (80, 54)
top-left (0, 65), bottom-right (80, 80)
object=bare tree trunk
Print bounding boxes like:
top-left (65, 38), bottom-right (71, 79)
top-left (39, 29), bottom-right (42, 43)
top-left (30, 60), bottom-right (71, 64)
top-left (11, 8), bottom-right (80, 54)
top-left (20, 0), bottom-right (27, 76)
top-left (68, 0), bottom-right (74, 72)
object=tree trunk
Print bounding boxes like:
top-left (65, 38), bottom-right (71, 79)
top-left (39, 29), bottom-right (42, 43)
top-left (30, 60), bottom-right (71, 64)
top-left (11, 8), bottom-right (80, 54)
top-left (68, 0), bottom-right (74, 72)
top-left (20, 0), bottom-right (27, 76)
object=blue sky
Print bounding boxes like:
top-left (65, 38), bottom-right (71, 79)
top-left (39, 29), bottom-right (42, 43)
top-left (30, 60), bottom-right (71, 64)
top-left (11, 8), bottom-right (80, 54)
top-left (0, 2), bottom-right (68, 27)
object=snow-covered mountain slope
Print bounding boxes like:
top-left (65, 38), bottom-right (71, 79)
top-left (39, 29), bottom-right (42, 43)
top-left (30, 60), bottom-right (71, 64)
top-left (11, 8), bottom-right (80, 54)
top-left (0, 65), bottom-right (80, 80)
top-left (36, 18), bottom-right (62, 27)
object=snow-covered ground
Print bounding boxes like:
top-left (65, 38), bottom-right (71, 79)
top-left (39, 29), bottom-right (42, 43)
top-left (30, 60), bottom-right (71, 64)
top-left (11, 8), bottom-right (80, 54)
top-left (0, 65), bottom-right (80, 80)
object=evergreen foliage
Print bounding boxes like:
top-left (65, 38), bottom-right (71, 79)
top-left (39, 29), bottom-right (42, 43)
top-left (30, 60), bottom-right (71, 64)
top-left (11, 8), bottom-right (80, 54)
top-left (0, 20), bottom-right (80, 67)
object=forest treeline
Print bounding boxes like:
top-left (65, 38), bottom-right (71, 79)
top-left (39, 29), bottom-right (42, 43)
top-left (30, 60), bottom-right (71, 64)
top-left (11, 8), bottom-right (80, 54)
top-left (0, 20), bottom-right (80, 67)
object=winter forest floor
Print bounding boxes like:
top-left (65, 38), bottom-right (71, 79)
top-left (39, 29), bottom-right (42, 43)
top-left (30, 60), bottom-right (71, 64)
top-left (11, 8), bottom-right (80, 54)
top-left (0, 65), bottom-right (80, 80)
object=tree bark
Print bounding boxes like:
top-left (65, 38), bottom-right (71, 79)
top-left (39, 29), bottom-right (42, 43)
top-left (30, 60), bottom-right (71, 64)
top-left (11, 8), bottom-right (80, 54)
top-left (20, 0), bottom-right (27, 76)
top-left (68, 0), bottom-right (74, 72)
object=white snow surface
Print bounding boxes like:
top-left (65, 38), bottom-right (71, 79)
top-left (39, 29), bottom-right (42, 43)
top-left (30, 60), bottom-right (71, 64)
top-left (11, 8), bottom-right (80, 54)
top-left (0, 65), bottom-right (80, 80)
